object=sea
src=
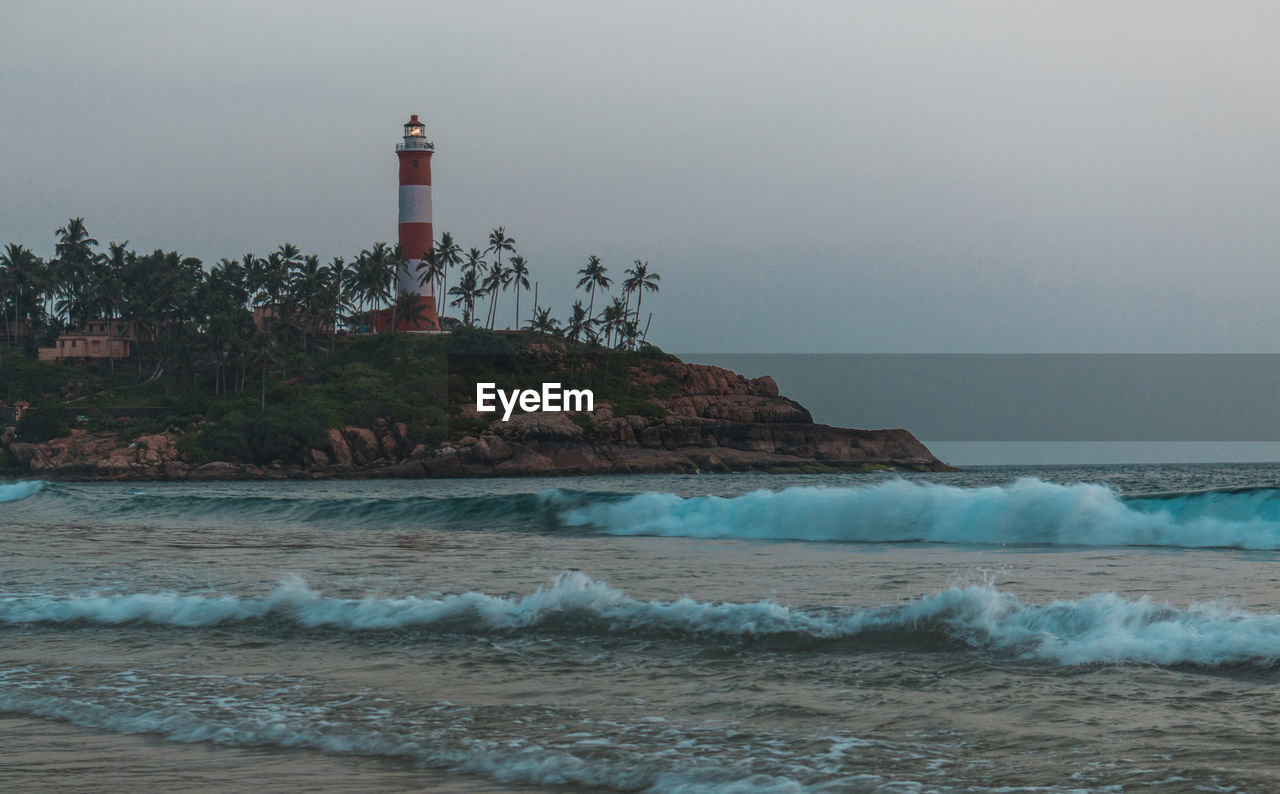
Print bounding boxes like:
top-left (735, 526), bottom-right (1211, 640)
top-left (6, 464), bottom-right (1280, 792)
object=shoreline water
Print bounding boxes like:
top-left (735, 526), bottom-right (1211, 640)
top-left (8, 464), bottom-right (1280, 791)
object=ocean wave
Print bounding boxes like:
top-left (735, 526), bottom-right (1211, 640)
top-left (0, 682), bottom-right (848, 794)
top-left (6, 572), bottom-right (1280, 667)
top-left (556, 477), bottom-right (1280, 548)
top-left (21, 478), bottom-right (1280, 549)
top-left (13, 486), bottom-right (616, 531)
top-left (0, 480), bottom-right (44, 504)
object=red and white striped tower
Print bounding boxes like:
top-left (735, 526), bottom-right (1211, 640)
top-left (392, 114), bottom-right (440, 331)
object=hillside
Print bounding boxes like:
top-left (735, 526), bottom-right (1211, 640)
top-left (0, 330), bottom-right (952, 478)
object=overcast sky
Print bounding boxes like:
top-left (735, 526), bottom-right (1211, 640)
top-left (4, 1), bottom-right (1280, 354)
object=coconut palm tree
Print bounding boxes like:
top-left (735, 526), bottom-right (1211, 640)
top-left (353, 243), bottom-right (395, 331)
top-left (448, 268), bottom-right (482, 327)
top-left (464, 247), bottom-right (485, 278)
top-left (482, 260), bottom-right (509, 329)
top-left (486, 227), bottom-right (515, 274)
top-left (0, 243), bottom-right (42, 345)
top-left (622, 260), bottom-right (660, 349)
top-left (526, 306), bottom-right (560, 336)
top-left (96, 241), bottom-right (132, 370)
top-left (601, 297), bottom-right (627, 348)
top-left (416, 249), bottom-right (445, 307)
top-left (508, 255), bottom-right (530, 329)
top-left (564, 300), bottom-right (590, 343)
top-left (576, 255), bottom-right (611, 319)
top-left (324, 256), bottom-right (351, 343)
top-left (435, 231), bottom-right (462, 313)
top-left (53, 217), bottom-right (99, 326)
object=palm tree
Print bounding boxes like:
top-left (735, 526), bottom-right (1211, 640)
top-left (576, 255), bottom-right (611, 319)
top-left (0, 243), bottom-right (41, 345)
top-left (249, 331), bottom-right (277, 410)
top-left (601, 297), bottom-right (627, 347)
top-left (508, 255), bottom-right (530, 329)
top-left (622, 260), bottom-right (660, 349)
top-left (353, 243), bottom-right (395, 331)
top-left (526, 306), bottom-right (561, 336)
top-left (464, 247), bottom-right (485, 278)
top-left (565, 300), bottom-right (590, 343)
top-left (448, 268), bottom-right (482, 326)
top-left (482, 226), bottom-right (515, 329)
top-left (395, 289), bottom-right (428, 330)
top-left (97, 241), bottom-right (132, 370)
top-left (416, 249), bottom-right (445, 308)
top-left (324, 256), bottom-right (351, 344)
top-left (435, 232), bottom-right (462, 314)
top-left (486, 226), bottom-right (515, 274)
top-left (482, 260), bottom-right (509, 329)
top-left (54, 217), bottom-right (99, 327)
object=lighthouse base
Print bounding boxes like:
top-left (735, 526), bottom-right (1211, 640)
top-left (371, 295), bottom-right (441, 333)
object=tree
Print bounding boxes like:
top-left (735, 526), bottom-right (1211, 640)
top-left (601, 297), bottom-right (627, 348)
top-left (622, 260), bottom-right (660, 349)
top-left (464, 247), bottom-right (485, 278)
top-left (486, 226), bottom-right (515, 274)
top-left (508, 255), bottom-right (530, 329)
top-left (576, 255), bottom-right (611, 319)
top-left (249, 331), bottom-right (277, 410)
top-left (53, 217), bottom-right (99, 327)
top-left (416, 248), bottom-right (445, 311)
top-left (0, 243), bottom-right (42, 345)
top-left (565, 300), bottom-right (590, 343)
top-left (97, 241), bottom-right (132, 371)
top-left (352, 243), bottom-right (395, 331)
top-left (526, 306), bottom-right (561, 336)
top-left (448, 268), bottom-right (482, 327)
top-left (435, 231), bottom-right (463, 314)
top-left (482, 260), bottom-right (509, 330)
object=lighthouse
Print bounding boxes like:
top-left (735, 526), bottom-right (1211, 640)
top-left (390, 113), bottom-right (440, 331)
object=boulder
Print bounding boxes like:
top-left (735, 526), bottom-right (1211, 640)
top-left (341, 427), bottom-right (382, 465)
top-left (189, 461), bottom-right (241, 480)
top-left (326, 428), bottom-right (353, 467)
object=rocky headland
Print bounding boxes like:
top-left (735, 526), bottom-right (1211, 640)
top-left (7, 359), bottom-right (951, 480)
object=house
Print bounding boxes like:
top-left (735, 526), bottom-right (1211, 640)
top-left (37, 319), bottom-right (145, 362)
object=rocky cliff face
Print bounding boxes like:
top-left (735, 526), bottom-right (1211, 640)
top-left (6, 361), bottom-right (952, 479)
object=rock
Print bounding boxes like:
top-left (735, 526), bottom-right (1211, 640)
top-left (326, 428), bottom-right (353, 467)
top-left (473, 434), bottom-right (512, 464)
top-left (306, 447), bottom-right (330, 467)
top-left (379, 432), bottom-right (401, 461)
top-left (341, 427), bottom-right (382, 465)
top-left (189, 461), bottom-right (241, 480)
top-left (749, 375), bottom-right (780, 397)
top-left (393, 422), bottom-right (411, 448)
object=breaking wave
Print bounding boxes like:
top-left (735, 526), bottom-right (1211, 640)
top-left (556, 478), bottom-right (1280, 548)
top-left (0, 480), bottom-right (44, 504)
top-left (17, 477), bottom-right (1280, 549)
top-left (7, 571), bottom-right (1280, 667)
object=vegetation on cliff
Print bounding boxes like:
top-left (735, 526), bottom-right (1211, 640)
top-left (1, 328), bottom-right (681, 469)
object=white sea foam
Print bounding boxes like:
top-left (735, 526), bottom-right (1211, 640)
top-left (552, 478), bottom-right (1280, 549)
top-left (5, 572), bottom-right (1280, 667)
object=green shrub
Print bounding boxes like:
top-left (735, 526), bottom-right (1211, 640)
top-left (16, 405), bottom-right (72, 442)
top-left (198, 412), bottom-right (253, 462)
top-left (174, 433), bottom-right (209, 464)
top-left (611, 397), bottom-right (667, 419)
